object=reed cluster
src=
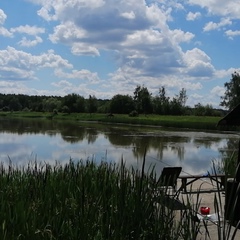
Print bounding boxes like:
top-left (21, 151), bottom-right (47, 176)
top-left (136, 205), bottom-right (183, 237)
top-left (0, 159), bottom-right (201, 240)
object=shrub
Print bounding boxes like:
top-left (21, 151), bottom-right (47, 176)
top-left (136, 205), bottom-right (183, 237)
top-left (129, 110), bottom-right (139, 117)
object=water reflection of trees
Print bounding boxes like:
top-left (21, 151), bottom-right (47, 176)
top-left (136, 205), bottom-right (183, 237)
top-left (193, 137), bottom-right (223, 149)
top-left (132, 136), bottom-right (151, 160)
top-left (0, 118), bottom-right (59, 135)
top-left (105, 132), bottom-right (134, 146)
top-left (131, 136), bottom-right (189, 161)
top-left (169, 144), bottom-right (185, 161)
top-left (219, 139), bottom-right (238, 156)
top-left (107, 133), bottom-right (134, 147)
top-left (60, 124), bottom-right (100, 144)
top-left (218, 138), bottom-right (239, 174)
top-left (85, 128), bottom-right (98, 144)
top-left (1, 118), bottom-right (238, 167)
top-left (0, 118), bottom-right (99, 144)
top-left (60, 124), bottom-right (86, 143)
top-left (104, 128), bottom-right (191, 162)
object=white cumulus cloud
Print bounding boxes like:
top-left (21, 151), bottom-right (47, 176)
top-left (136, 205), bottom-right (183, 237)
top-left (186, 11), bottom-right (201, 21)
top-left (55, 68), bottom-right (100, 84)
top-left (71, 43), bottom-right (100, 56)
top-left (0, 9), bottom-right (7, 25)
top-left (0, 47), bottom-right (72, 81)
top-left (10, 25), bottom-right (45, 35)
top-left (121, 11), bottom-right (136, 20)
top-left (225, 29), bottom-right (240, 39)
top-left (0, 9), bottom-right (12, 37)
top-left (49, 22), bottom-right (87, 44)
top-left (0, 27), bottom-right (13, 37)
top-left (188, 0), bottom-right (240, 19)
top-left (18, 36), bottom-right (43, 47)
top-left (211, 86), bottom-right (225, 97)
top-left (203, 18), bottom-right (232, 32)
top-left (183, 48), bottom-right (215, 78)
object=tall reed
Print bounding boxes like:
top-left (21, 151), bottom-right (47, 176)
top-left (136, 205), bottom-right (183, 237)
top-left (0, 158), bottom-right (237, 239)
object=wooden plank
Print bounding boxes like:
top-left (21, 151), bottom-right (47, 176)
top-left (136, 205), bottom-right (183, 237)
top-left (178, 174), bottom-right (226, 193)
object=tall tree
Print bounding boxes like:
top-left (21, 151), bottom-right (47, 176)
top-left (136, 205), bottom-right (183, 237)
top-left (178, 88), bottom-right (188, 107)
top-left (9, 96), bottom-right (22, 111)
top-left (62, 93), bottom-right (85, 113)
top-left (110, 94), bottom-right (134, 114)
top-left (220, 72), bottom-right (240, 110)
top-left (88, 95), bottom-right (98, 114)
top-left (43, 97), bottom-right (61, 112)
top-left (170, 88), bottom-right (188, 115)
top-left (153, 86), bottom-right (170, 114)
top-left (133, 85), bottom-right (152, 114)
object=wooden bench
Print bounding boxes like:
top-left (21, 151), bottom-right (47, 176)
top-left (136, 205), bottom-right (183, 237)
top-left (178, 174), bottom-right (226, 193)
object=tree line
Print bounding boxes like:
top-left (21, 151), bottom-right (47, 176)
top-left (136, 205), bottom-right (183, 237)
top-left (0, 85), bottom-right (224, 117)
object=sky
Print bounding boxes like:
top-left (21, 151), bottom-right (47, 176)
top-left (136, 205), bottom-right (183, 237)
top-left (0, 0), bottom-right (240, 108)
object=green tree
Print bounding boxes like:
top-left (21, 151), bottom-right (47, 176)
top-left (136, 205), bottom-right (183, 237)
top-left (62, 94), bottom-right (85, 113)
top-left (194, 103), bottom-right (215, 116)
top-left (88, 95), bottom-right (98, 114)
top-left (97, 99), bottom-right (110, 113)
top-left (133, 85), bottom-right (152, 114)
top-left (76, 95), bottom-right (85, 112)
top-left (61, 105), bottom-right (70, 114)
top-left (29, 95), bottom-right (44, 111)
top-left (204, 104), bottom-right (214, 116)
top-left (220, 72), bottom-right (240, 110)
top-left (170, 88), bottom-right (188, 115)
top-left (194, 103), bottom-right (205, 116)
top-left (178, 88), bottom-right (188, 108)
top-left (9, 96), bottom-right (22, 111)
top-left (153, 86), bottom-right (170, 114)
top-left (110, 94), bottom-right (134, 114)
top-left (62, 94), bottom-right (77, 113)
top-left (170, 97), bottom-right (182, 115)
top-left (43, 97), bottom-right (61, 112)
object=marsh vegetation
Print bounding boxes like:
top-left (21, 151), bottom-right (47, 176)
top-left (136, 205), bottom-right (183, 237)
top-left (0, 157), bottom-right (239, 239)
top-left (0, 159), bottom-right (196, 239)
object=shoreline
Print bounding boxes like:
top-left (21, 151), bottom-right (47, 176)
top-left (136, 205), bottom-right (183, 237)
top-left (1, 111), bottom-right (228, 131)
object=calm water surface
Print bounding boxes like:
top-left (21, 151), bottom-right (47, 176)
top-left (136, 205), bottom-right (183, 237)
top-left (0, 117), bottom-right (239, 176)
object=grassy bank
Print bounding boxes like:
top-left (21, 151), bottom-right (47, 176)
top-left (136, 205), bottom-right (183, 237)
top-left (0, 160), bottom-right (200, 240)
top-left (2, 111), bottom-right (226, 130)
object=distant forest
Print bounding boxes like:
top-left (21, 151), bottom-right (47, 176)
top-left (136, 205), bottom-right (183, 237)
top-left (0, 86), bottom-right (224, 116)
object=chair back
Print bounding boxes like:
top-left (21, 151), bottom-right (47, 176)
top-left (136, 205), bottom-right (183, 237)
top-left (158, 167), bottom-right (182, 188)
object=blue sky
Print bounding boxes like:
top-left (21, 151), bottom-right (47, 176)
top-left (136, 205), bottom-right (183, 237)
top-left (0, 0), bottom-right (240, 108)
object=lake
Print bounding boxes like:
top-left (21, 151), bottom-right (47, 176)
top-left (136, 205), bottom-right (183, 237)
top-left (0, 117), bottom-right (239, 176)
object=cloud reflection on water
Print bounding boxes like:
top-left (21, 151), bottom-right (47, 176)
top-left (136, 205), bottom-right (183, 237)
top-left (0, 118), bottom-right (239, 176)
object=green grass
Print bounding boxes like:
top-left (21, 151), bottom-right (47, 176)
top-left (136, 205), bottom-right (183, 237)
top-left (2, 111), bottom-right (224, 130)
top-left (99, 114), bottom-right (220, 130)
